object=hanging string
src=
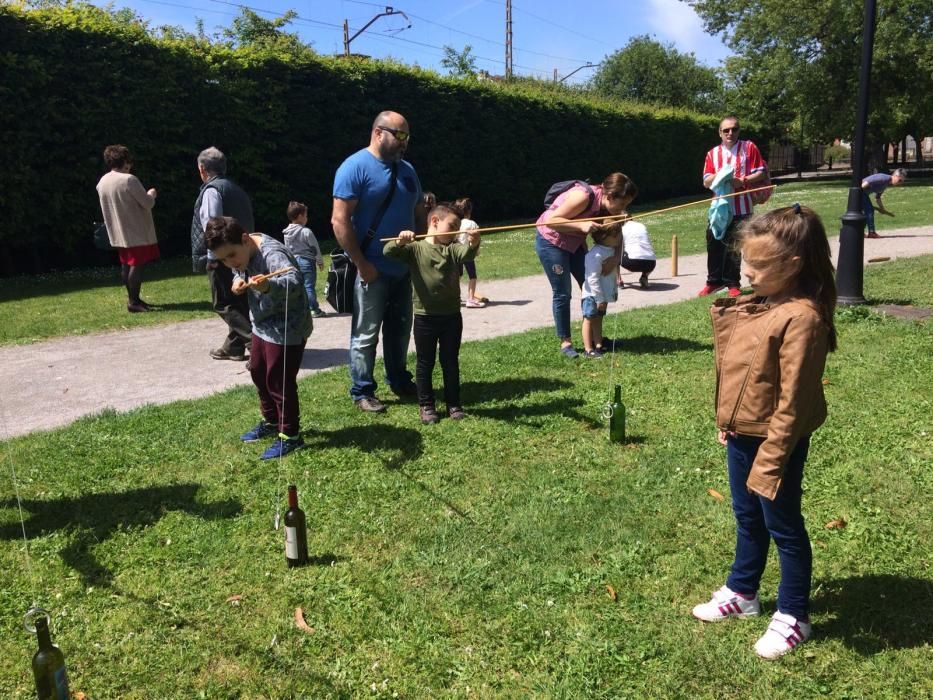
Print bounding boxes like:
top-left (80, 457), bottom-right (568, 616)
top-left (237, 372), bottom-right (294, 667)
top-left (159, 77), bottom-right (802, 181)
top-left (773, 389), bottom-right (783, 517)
top-left (272, 266), bottom-right (293, 531)
top-left (1, 402), bottom-right (48, 631)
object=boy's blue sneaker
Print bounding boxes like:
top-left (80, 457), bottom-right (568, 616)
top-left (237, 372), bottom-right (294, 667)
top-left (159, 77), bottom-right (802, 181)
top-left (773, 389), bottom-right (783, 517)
top-left (240, 420), bottom-right (277, 442)
top-left (260, 436), bottom-right (305, 460)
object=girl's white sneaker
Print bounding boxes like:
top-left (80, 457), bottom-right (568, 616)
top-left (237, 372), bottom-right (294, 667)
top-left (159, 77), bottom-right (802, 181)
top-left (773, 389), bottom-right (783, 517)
top-left (754, 611), bottom-right (812, 659)
top-left (692, 585), bottom-right (760, 622)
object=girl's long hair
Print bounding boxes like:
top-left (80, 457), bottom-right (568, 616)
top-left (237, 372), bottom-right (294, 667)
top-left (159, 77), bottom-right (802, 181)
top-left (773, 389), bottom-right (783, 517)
top-left (738, 205), bottom-right (838, 351)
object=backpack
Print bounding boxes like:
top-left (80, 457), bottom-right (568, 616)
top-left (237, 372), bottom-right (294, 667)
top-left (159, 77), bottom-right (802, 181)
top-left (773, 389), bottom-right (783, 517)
top-left (324, 250), bottom-right (356, 313)
top-left (543, 180), bottom-right (594, 209)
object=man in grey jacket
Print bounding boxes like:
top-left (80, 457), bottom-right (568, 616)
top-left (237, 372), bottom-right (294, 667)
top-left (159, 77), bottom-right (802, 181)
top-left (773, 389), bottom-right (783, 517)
top-left (191, 147), bottom-right (254, 361)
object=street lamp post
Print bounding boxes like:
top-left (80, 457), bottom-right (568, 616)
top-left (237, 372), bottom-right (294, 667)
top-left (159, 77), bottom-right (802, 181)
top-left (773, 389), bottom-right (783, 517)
top-left (557, 62), bottom-right (597, 83)
top-left (836, 0), bottom-right (878, 305)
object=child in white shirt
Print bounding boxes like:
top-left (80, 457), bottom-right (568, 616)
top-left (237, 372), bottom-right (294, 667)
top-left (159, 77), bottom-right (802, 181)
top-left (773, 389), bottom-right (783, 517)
top-left (581, 226), bottom-right (622, 358)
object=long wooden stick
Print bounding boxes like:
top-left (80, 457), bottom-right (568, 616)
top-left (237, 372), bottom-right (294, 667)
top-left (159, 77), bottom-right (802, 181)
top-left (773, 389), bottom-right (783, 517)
top-left (247, 266), bottom-right (294, 286)
top-left (378, 185), bottom-right (776, 242)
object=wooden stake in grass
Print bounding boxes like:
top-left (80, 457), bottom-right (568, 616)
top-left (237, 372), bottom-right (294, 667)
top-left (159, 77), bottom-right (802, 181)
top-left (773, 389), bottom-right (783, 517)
top-left (671, 235), bottom-right (679, 277)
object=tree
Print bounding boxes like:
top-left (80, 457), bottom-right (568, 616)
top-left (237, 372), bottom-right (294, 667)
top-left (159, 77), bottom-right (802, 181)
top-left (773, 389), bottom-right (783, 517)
top-left (441, 45), bottom-right (477, 78)
top-left (690, 0), bottom-right (933, 168)
top-left (591, 35), bottom-right (724, 113)
top-left (219, 8), bottom-right (312, 57)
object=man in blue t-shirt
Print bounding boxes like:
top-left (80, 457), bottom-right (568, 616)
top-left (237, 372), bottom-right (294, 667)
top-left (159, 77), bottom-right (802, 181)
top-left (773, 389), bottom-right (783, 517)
top-left (861, 168), bottom-right (906, 238)
top-left (332, 111), bottom-right (426, 412)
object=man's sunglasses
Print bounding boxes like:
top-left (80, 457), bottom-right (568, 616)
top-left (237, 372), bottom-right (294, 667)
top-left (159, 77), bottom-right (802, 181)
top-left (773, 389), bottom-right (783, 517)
top-left (378, 126), bottom-right (410, 142)
top-left (720, 127), bottom-right (740, 133)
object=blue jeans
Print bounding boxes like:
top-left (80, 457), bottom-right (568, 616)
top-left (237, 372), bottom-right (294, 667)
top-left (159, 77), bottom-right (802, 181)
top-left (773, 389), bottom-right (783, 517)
top-left (726, 434), bottom-right (812, 620)
top-left (535, 232), bottom-right (586, 341)
top-left (861, 191), bottom-right (876, 233)
top-left (295, 256), bottom-right (321, 312)
top-left (349, 272), bottom-right (414, 401)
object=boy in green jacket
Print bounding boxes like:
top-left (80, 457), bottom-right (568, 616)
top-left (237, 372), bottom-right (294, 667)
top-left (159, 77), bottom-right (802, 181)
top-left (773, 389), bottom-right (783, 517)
top-left (384, 202), bottom-right (480, 424)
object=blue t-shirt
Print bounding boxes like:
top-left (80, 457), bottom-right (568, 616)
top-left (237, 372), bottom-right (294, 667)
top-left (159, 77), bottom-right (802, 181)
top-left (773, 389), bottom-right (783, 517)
top-left (863, 173), bottom-right (892, 195)
top-left (333, 149), bottom-right (422, 277)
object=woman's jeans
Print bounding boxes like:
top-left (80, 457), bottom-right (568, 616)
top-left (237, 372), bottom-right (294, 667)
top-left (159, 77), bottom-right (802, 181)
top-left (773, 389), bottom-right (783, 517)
top-left (535, 232), bottom-right (586, 341)
top-left (295, 255), bottom-right (321, 312)
top-left (349, 272), bottom-right (414, 401)
top-left (726, 434), bottom-right (812, 620)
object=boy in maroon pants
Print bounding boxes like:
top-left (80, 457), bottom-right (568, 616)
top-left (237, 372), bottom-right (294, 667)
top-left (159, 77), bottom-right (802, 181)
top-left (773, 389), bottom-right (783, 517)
top-left (205, 216), bottom-right (313, 459)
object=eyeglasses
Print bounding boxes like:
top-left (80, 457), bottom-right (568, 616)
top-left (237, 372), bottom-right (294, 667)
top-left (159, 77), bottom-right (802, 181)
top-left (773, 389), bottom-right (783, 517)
top-left (378, 126), bottom-right (410, 142)
top-left (720, 127), bottom-right (740, 134)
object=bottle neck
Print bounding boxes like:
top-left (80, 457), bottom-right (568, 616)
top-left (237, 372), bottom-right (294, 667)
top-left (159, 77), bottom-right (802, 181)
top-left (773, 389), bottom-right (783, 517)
top-left (613, 384), bottom-right (621, 402)
top-left (36, 620), bottom-right (53, 650)
top-left (287, 486), bottom-right (298, 509)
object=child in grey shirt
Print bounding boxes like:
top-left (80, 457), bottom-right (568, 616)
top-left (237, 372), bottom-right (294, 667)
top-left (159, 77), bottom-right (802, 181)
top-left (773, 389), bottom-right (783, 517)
top-left (283, 201), bottom-right (326, 317)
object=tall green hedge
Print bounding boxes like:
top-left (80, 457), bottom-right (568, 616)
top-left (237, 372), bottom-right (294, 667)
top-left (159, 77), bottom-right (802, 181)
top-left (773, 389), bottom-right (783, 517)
top-left (0, 4), bottom-right (723, 274)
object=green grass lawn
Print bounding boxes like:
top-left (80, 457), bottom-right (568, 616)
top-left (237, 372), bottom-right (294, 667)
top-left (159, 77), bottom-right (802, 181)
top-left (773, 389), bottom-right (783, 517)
top-left (0, 178), bottom-right (930, 347)
top-left (1, 257), bottom-right (930, 698)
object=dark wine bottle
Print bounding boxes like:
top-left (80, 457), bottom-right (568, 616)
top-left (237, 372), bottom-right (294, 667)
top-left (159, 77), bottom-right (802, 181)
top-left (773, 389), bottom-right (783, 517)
top-left (609, 384), bottom-right (626, 444)
top-left (284, 484), bottom-right (309, 567)
top-left (32, 616), bottom-right (70, 700)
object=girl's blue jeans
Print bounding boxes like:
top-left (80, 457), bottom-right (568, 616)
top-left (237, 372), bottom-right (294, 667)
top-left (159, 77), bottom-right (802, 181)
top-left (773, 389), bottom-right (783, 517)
top-left (534, 232), bottom-right (586, 341)
top-left (726, 434), bottom-right (812, 620)
top-left (295, 256), bottom-right (321, 312)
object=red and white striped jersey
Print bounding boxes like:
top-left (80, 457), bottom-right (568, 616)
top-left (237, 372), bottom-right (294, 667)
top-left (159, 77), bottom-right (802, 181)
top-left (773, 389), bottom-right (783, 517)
top-left (703, 140), bottom-right (766, 217)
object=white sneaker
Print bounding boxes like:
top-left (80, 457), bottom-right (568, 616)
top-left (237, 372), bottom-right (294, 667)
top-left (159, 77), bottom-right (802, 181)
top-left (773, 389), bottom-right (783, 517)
top-left (754, 611), bottom-right (812, 660)
top-left (692, 585), bottom-right (761, 622)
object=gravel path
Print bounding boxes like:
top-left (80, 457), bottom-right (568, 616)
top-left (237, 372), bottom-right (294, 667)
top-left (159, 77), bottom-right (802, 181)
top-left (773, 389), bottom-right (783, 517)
top-left (2, 228), bottom-right (930, 439)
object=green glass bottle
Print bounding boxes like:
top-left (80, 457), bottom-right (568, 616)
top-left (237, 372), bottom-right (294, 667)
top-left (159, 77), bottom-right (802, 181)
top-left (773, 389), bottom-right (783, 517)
top-left (609, 384), bottom-right (626, 443)
top-left (32, 616), bottom-right (70, 700)
top-left (284, 485), bottom-right (309, 567)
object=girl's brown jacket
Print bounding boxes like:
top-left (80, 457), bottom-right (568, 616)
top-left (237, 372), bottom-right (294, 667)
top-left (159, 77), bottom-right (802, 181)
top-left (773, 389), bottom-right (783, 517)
top-left (711, 296), bottom-right (830, 500)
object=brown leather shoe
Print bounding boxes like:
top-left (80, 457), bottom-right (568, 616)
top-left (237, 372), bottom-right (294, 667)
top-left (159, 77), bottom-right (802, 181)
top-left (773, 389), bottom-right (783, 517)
top-left (210, 348), bottom-right (247, 361)
top-left (447, 406), bottom-right (466, 420)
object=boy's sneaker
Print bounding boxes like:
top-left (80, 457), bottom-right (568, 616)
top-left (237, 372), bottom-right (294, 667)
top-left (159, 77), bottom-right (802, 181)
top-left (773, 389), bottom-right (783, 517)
top-left (698, 284), bottom-right (725, 297)
top-left (584, 349), bottom-right (604, 359)
top-left (727, 287), bottom-right (742, 298)
top-left (260, 435), bottom-right (305, 460)
top-left (639, 272), bottom-right (649, 289)
top-left (447, 406), bottom-right (466, 420)
top-left (240, 420), bottom-right (277, 442)
top-left (420, 405), bottom-right (440, 425)
top-left (310, 308), bottom-right (327, 318)
top-left (692, 585), bottom-right (760, 622)
top-left (356, 396), bottom-right (386, 413)
top-left (754, 612), bottom-right (812, 660)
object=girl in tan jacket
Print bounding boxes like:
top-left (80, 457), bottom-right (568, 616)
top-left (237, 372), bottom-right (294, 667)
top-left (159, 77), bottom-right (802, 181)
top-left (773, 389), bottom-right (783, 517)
top-left (692, 204), bottom-right (837, 660)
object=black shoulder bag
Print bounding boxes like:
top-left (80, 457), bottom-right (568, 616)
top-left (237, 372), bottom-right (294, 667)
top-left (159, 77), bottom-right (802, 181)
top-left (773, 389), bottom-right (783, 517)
top-left (325, 164), bottom-right (398, 314)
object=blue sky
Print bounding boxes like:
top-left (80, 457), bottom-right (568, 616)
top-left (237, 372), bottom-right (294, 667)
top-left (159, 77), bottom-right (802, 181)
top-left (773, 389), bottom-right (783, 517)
top-left (99, 0), bottom-right (731, 82)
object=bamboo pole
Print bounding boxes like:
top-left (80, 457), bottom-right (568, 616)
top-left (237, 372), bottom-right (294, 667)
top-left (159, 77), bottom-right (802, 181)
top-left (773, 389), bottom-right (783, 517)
top-left (247, 266), bottom-right (294, 287)
top-left (378, 185), bottom-right (776, 242)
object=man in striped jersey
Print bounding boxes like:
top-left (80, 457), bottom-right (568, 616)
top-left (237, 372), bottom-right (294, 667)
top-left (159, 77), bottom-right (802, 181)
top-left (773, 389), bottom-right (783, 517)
top-left (699, 116), bottom-right (767, 297)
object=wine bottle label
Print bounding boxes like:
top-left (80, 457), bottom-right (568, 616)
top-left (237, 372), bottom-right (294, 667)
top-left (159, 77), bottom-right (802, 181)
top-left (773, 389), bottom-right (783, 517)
top-left (285, 527), bottom-right (298, 559)
top-left (54, 666), bottom-right (70, 699)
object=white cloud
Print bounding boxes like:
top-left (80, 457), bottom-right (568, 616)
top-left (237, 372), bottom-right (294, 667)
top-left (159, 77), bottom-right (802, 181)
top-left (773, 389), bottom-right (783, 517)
top-left (645, 0), bottom-right (727, 64)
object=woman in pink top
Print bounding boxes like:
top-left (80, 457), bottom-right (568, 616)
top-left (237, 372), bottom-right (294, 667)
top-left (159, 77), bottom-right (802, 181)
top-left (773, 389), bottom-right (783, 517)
top-left (535, 172), bottom-right (638, 358)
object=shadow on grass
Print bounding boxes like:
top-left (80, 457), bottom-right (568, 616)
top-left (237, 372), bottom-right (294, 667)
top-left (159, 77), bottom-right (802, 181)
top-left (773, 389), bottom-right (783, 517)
top-left (618, 334), bottom-right (712, 353)
top-left (148, 301), bottom-right (212, 313)
top-left (0, 257), bottom-right (195, 302)
top-left (621, 282), bottom-right (680, 292)
top-left (306, 424), bottom-right (423, 469)
top-left (811, 574), bottom-right (932, 653)
top-left (0, 483), bottom-right (241, 586)
top-left (460, 377), bottom-right (600, 428)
